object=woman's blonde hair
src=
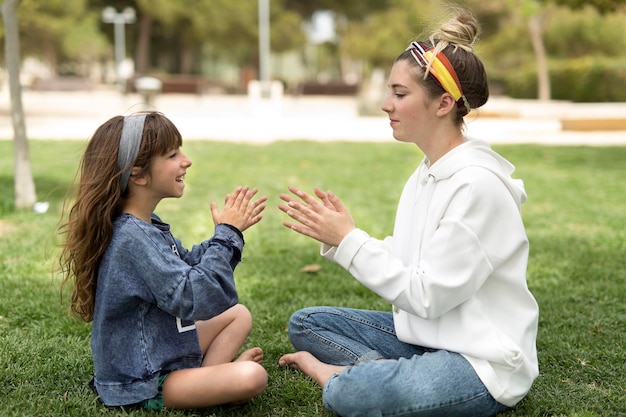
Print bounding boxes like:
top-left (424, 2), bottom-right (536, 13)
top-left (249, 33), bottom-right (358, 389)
top-left (58, 112), bottom-right (182, 322)
top-left (398, 8), bottom-right (489, 125)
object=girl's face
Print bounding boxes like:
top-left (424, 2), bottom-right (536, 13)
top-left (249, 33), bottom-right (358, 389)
top-left (145, 148), bottom-right (192, 199)
top-left (381, 60), bottom-right (438, 145)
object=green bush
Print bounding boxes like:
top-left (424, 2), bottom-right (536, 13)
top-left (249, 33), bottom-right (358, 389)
top-left (501, 57), bottom-right (626, 102)
top-left (542, 5), bottom-right (626, 58)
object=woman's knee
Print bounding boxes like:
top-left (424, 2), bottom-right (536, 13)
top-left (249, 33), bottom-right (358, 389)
top-left (288, 306), bottom-right (337, 332)
top-left (287, 307), bottom-right (321, 347)
top-left (287, 308), bottom-right (306, 332)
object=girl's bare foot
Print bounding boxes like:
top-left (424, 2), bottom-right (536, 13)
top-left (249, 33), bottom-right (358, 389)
top-left (236, 347), bottom-right (264, 364)
top-left (278, 351), bottom-right (345, 387)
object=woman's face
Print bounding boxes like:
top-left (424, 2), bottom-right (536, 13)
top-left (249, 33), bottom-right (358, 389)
top-left (381, 60), bottom-right (438, 145)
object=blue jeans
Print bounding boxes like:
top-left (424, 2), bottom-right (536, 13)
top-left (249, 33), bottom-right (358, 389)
top-left (288, 307), bottom-right (510, 417)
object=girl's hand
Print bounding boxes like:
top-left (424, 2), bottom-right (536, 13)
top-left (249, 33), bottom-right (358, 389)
top-left (211, 186), bottom-right (267, 232)
top-left (278, 186), bottom-right (355, 247)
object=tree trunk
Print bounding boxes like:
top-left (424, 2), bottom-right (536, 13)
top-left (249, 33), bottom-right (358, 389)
top-left (528, 15), bottom-right (551, 101)
top-left (2, 0), bottom-right (37, 209)
top-left (135, 12), bottom-right (152, 74)
top-left (180, 45), bottom-right (194, 74)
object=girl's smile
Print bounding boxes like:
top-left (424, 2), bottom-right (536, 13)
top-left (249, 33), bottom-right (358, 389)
top-left (147, 149), bottom-right (192, 199)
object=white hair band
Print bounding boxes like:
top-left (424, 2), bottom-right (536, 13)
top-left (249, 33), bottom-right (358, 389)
top-left (117, 114), bottom-right (147, 194)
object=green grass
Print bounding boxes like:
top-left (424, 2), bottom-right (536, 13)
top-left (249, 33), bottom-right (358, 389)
top-left (0, 140), bottom-right (624, 416)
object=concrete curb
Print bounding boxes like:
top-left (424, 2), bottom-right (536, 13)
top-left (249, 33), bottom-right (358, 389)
top-left (1, 89), bottom-right (625, 145)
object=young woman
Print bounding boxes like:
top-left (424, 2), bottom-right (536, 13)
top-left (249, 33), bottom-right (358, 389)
top-left (59, 111), bottom-right (268, 410)
top-left (278, 9), bottom-right (539, 417)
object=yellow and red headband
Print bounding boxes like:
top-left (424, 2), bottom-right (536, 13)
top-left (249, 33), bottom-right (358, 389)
top-left (406, 41), bottom-right (470, 116)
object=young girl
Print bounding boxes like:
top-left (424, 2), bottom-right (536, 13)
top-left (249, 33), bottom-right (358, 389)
top-left (278, 9), bottom-right (539, 417)
top-left (59, 111), bottom-right (268, 410)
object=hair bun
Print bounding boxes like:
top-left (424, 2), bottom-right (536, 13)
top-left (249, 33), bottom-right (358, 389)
top-left (430, 10), bottom-right (480, 52)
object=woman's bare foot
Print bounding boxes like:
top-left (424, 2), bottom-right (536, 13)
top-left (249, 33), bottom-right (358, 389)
top-left (278, 351), bottom-right (345, 387)
top-left (236, 347), bottom-right (264, 364)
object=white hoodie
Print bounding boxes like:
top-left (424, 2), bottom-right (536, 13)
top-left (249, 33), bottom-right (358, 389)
top-left (322, 139), bottom-right (539, 407)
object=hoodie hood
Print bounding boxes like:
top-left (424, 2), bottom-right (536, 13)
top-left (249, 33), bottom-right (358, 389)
top-left (426, 139), bottom-right (527, 206)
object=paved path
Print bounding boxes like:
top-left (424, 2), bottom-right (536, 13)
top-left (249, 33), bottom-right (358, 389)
top-left (1, 88), bottom-right (625, 145)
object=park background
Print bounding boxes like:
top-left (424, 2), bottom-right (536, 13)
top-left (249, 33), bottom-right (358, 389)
top-left (2, 0), bottom-right (626, 102)
top-left (1, 0), bottom-right (625, 416)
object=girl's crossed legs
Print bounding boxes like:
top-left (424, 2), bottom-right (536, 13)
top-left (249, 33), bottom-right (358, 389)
top-left (163, 304), bottom-right (267, 409)
top-left (279, 306), bottom-right (508, 417)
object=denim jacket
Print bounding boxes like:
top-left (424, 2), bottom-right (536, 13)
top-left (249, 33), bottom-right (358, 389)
top-left (91, 213), bottom-right (244, 406)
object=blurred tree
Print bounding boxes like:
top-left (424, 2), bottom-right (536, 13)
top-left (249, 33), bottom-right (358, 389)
top-left (1, 0), bottom-right (624, 98)
top-left (285, 0), bottom-right (397, 81)
top-left (524, 1), bottom-right (551, 100)
top-left (194, 0), bottom-right (305, 76)
top-left (549, 0), bottom-right (626, 13)
top-left (463, 0), bottom-right (551, 100)
top-left (517, 0), bottom-right (625, 99)
top-left (284, 0), bottom-right (392, 20)
top-left (542, 5), bottom-right (626, 57)
top-left (135, 0), bottom-right (214, 74)
top-left (105, 0), bottom-right (306, 82)
top-left (340, 0), bottom-right (441, 68)
top-left (2, 0), bottom-right (36, 209)
top-left (10, 0), bottom-right (107, 75)
top-left (61, 13), bottom-right (108, 76)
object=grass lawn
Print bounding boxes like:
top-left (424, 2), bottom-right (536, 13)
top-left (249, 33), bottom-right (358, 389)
top-left (0, 139), bottom-right (624, 416)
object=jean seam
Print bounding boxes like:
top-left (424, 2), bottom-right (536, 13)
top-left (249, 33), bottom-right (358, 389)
top-left (381, 388), bottom-right (494, 417)
top-left (306, 309), bottom-right (395, 336)
top-left (296, 310), bottom-right (398, 362)
top-left (298, 311), bottom-right (383, 362)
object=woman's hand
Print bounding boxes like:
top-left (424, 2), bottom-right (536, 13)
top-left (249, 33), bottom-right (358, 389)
top-left (211, 186), bottom-right (267, 232)
top-left (278, 186), bottom-right (355, 247)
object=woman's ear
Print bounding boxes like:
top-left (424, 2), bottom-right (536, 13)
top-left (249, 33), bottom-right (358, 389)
top-left (436, 93), bottom-right (457, 117)
top-left (129, 166), bottom-right (148, 187)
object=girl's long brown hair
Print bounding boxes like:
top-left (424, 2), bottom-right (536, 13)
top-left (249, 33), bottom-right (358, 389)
top-left (58, 112), bottom-right (182, 322)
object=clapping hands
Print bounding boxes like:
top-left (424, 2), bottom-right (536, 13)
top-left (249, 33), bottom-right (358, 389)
top-left (211, 186), bottom-right (267, 232)
top-left (278, 186), bottom-right (355, 247)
